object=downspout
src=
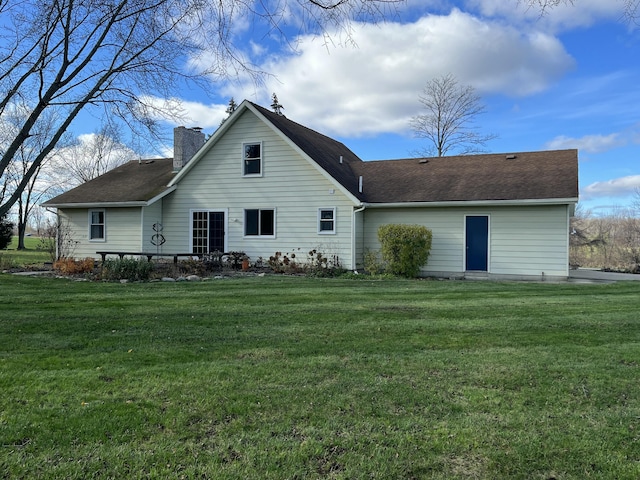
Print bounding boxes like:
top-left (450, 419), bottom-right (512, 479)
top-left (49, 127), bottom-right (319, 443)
top-left (566, 203), bottom-right (572, 277)
top-left (351, 204), bottom-right (366, 271)
top-left (140, 205), bottom-right (145, 252)
top-left (159, 196), bottom-right (165, 256)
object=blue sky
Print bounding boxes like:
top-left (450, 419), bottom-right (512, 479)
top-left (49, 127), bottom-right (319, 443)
top-left (94, 1), bottom-right (640, 214)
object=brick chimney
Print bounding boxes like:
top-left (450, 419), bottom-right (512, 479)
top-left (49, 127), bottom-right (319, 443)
top-left (173, 126), bottom-right (206, 171)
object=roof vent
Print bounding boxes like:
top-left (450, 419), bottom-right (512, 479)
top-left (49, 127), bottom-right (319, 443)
top-left (339, 155), bottom-right (343, 164)
top-left (506, 154), bottom-right (517, 160)
top-left (418, 159), bottom-right (429, 164)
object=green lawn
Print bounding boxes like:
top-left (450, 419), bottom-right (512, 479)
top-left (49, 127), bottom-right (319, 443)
top-left (1, 274), bottom-right (639, 479)
top-left (0, 236), bottom-right (51, 268)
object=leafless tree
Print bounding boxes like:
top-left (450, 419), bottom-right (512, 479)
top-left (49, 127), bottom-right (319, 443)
top-left (0, 101), bottom-right (66, 249)
top-left (51, 124), bottom-right (134, 186)
top-left (0, 0), bottom-right (402, 217)
top-left (410, 74), bottom-right (497, 157)
top-left (523, 0), bottom-right (639, 24)
top-left (570, 204), bottom-right (605, 268)
top-left (524, 0), bottom-right (574, 15)
top-left (632, 187), bottom-right (640, 214)
top-left (570, 202), bottom-right (640, 272)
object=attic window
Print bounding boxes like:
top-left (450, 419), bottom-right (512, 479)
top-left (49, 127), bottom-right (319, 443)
top-left (243, 142), bottom-right (262, 176)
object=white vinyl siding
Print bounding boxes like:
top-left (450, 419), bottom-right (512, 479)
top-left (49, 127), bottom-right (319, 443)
top-left (363, 205), bottom-right (570, 278)
top-left (58, 207), bottom-right (144, 259)
top-left (142, 202), bottom-right (164, 254)
top-left (161, 109), bottom-right (357, 267)
top-left (362, 208), bottom-right (463, 273)
top-left (490, 207), bottom-right (570, 276)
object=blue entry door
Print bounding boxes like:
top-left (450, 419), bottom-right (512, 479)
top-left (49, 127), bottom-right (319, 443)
top-left (465, 215), bottom-right (489, 271)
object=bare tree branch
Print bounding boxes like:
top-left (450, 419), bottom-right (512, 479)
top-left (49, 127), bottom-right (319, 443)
top-left (0, 0), bottom-right (403, 217)
top-left (522, 0), bottom-right (640, 24)
top-left (410, 74), bottom-right (497, 157)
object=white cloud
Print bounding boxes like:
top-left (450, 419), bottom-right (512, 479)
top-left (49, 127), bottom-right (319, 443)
top-left (582, 175), bottom-right (640, 200)
top-left (220, 9), bottom-right (573, 137)
top-left (137, 96), bottom-right (228, 130)
top-left (467, 0), bottom-right (624, 33)
top-left (178, 101), bottom-right (228, 129)
top-left (545, 133), bottom-right (626, 153)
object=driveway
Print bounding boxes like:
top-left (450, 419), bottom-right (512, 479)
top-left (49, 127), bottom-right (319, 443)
top-left (569, 268), bottom-right (640, 283)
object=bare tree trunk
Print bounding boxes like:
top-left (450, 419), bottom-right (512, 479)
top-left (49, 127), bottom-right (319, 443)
top-left (17, 219), bottom-right (26, 250)
top-left (0, 0), bottom-right (401, 217)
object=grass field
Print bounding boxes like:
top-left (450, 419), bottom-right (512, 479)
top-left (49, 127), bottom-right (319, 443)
top-left (1, 274), bottom-right (639, 479)
top-left (0, 236), bottom-right (51, 268)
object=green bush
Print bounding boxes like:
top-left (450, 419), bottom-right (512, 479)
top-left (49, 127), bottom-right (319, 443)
top-left (0, 216), bottom-right (13, 250)
top-left (101, 258), bottom-right (153, 282)
top-left (363, 248), bottom-right (385, 275)
top-left (0, 254), bottom-right (15, 270)
top-left (378, 224), bottom-right (432, 278)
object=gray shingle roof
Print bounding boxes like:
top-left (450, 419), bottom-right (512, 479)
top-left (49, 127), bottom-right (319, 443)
top-left (351, 150), bottom-right (579, 203)
top-left (250, 102), bottom-right (365, 200)
top-left (43, 158), bottom-right (174, 206)
top-left (44, 101), bottom-right (578, 207)
top-left (252, 103), bottom-right (578, 204)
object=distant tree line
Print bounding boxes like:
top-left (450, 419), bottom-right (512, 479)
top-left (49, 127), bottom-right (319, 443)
top-left (570, 194), bottom-right (640, 273)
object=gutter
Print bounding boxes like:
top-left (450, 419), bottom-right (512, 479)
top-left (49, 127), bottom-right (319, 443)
top-left (43, 202), bottom-right (150, 208)
top-left (361, 197), bottom-right (579, 209)
top-left (43, 187), bottom-right (177, 209)
top-left (44, 207), bottom-right (61, 259)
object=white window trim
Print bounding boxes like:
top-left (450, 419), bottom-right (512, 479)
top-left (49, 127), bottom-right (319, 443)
top-left (243, 208), bottom-right (277, 238)
top-left (318, 207), bottom-right (337, 235)
top-left (242, 141), bottom-right (263, 177)
top-left (88, 209), bottom-right (106, 242)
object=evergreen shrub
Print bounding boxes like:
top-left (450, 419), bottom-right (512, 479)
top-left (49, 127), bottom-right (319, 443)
top-left (377, 224), bottom-right (432, 278)
top-left (0, 215), bottom-right (13, 250)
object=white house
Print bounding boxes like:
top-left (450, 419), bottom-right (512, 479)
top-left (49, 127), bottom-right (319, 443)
top-left (44, 100), bottom-right (579, 280)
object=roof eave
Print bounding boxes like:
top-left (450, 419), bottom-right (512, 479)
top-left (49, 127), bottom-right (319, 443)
top-left (247, 102), bottom-right (363, 205)
top-left (146, 185), bottom-right (177, 205)
top-left (42, 186), bottom-right (177, 209)
top-left (167, 106), bottom-right (245, 187)
top-left (362, 197), bottom-right (579, 208)
top-left (43, 201), bottom-right (148, 208)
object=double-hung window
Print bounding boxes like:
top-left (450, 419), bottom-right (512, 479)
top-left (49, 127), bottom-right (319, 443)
top-left (243, 142), bottom-right (262, 176)
top-left (244, 209), bottom-right (275, 237)
top-left (318, 208), bottom-right (336, 234)
top-left (89, 210), bottom-right (105, 241)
